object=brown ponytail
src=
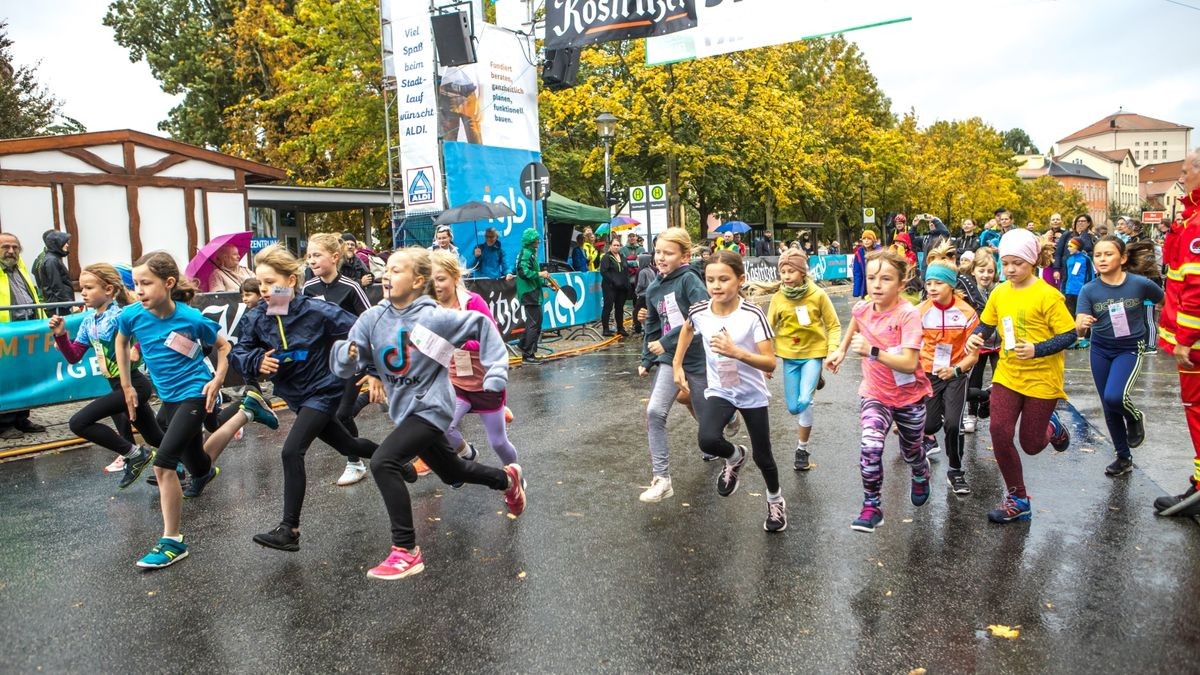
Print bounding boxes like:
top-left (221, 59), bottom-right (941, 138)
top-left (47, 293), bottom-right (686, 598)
top-left (133, 251), bottom-right (197, 303)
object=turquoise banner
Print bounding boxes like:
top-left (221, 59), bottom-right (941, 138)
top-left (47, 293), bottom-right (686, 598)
top-left (0, 314), bottom-right (113, 413)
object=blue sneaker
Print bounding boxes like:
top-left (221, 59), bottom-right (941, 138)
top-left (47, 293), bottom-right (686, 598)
top-left (851, 504), bottom-right (884, 533)
top-left (183, 466), bottom-right (219, 499)
top-left (1048, 412), bottom-right (1070, 452)
top-left (136, 536), bottom-right (189, 569)
top-left (241, 390), bottom-right (279, 430)
top-left (911, 475), bottom-right (930, 506)
top-left (987, 493), bottom-right (1032, 523)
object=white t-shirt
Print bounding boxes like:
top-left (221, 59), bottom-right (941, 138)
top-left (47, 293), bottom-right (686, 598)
top-left (687, 297), bottom-right (774, 408)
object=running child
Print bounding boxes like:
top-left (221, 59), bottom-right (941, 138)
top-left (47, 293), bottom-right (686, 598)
top-left (767, 248), bottom-right (841, 472)
top-left (1063, 237), bottom-right (1093, 318)
top-left (965, 228), bottom-right (1077, 524)
top-left (232, 245), bottom-right (399, 552)
top-left (116, 252), bottom-right (229, 569)
top-left (304, 232), bottom-right (374, 486)
top-left (51, 263), bottom-right (162, 489)
top-left (672, 250), bottom-right (785, 532)
top-left (637, 227), bottom-right (710, 503)
top-left (1075, 236), bottom-right (1163, 477)
top-left (331, 247), bottom-right (526, 580)
top-left (429, 249), bottom-right (518, 470)
top-left (827, 249), bottom-right (932, 533)
top-left (916, 243), bottom-right (979, 494)
top-left (960, 246), bottom-right (998, 433)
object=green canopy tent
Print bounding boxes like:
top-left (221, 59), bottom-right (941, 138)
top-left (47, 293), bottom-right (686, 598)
top-left (545, 191), bottom-right (609, 262)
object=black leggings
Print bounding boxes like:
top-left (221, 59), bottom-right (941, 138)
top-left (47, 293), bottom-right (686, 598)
top-left (967, 351), bottom-right (999, 415)
top-left (337, 375), bottom-right (364, 437)
top-left (925, 374), bottom-right (969, 472)
top-left (155, 399), bottom-right (213, 477)
top-left (281, 406), bottom-right (379, 529)
top-left (696, 396), bottom-right (779, 493)
top-left (70, 371), bottom-right (163, 455)
top-left (372, 415), bottom-right (508, 549)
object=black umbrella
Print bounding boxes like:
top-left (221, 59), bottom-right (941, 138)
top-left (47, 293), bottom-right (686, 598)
top-left (434, 200), bottom-right (517, 225)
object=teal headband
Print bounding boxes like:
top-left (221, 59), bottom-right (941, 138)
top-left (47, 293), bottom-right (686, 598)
top-left (925, 264), bottom-right (958, 287)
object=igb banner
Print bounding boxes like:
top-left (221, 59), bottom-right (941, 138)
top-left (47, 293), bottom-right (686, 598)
top-left (0, 313), bottom-right (113, 413)
top-left (544, 0), bottom-right (697, 51)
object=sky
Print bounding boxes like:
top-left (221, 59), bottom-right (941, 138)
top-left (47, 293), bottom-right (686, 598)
top-left (4, 0), bottom-right (1199, 154)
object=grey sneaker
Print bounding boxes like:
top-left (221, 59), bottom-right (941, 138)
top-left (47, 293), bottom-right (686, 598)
top-left (793, 447), bottom-right (811, 471)
top-left (118, 446), bottom-right (156, 490)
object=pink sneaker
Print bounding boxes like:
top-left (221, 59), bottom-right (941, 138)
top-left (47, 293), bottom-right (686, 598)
top-left (104, 456), bottom-right (126, 473)
top-left (503, 464), bottom-right (526, 517)
top-left (366, 546), bottom-right (424, 580)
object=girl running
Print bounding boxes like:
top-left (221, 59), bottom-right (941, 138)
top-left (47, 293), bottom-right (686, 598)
top-left (332, 247), bottom-right (525, 580)
top-left (638, 227), bottom-right (710, 503)
top-left (1075, 236), bottom-right (1163, 477)
top-left (429, 250), bottom-right (517, 469)
top-left (304, 232), bottom-right (374, 486)
top-left (827, 249), bottom-right (932, 533)
top-left (767, 248), bottom-right (841, 472)
top-left (960, 247), bottom-right (998, 433)
top-left (673, 250), bottom-right (785, 532)
top-left (231, 245), bottom-right (399, 552)
top-left (965, 228), bottom-right (1077, 524)
top-left (116, 252), bottom-right (229, 569)
top-left (51, 263), bottom-right (162, 489)
top-left (917, 243), bottom-right (980, 494)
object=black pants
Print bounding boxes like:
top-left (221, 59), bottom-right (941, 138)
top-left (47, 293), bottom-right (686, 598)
top-left (155, 399), bottom-right (213, 477)
top-left (602, 284), bottom-right (629, 333)
top-left (337, 374), bottom-right (365, 437)
top-left (372, 415), bottom-right (508, 549)
top-left (157, 398), bottom-right (241, 436)
top-left (519, 290), bottom-right (542, 358)
top-left (696, 396), bottom-right (779, 493)
top-left (924, 373), bottom-right (969, 472)
top-left (632, 294), bottom-right (647, 332)
top-left (281, 406), bottom-right (378, 528)
top-left (967, 352), bottom-right (999, 415)
top-left (70, 372), bottom-right (163, 455)
top-left (0, 409), bottom-right (30, 430)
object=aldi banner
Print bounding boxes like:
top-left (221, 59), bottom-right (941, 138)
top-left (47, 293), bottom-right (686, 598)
top-left (439, 25), bottom-right (540, 152)
top-left (545, 0), bottom-right (697, 51)
top-left (444, 142), bottom-right (545, 266)
top-left (391, 5), bottom-right (444, 214)
top-left (646, 0), bottom-right (911, 65)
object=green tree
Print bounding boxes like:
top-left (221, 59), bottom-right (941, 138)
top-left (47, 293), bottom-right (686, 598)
top-left (1003, 127), bottom-right (1039, 155)
top-left (0, 21), bottom-right (72, 138)
top-left (1013, 176), bottom-right (1088, 229)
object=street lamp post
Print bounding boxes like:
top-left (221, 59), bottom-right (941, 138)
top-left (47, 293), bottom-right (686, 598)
top-left (596, 112), bottom-right (618, 218)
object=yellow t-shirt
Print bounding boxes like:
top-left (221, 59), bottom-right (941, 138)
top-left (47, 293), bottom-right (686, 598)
top-left (767, 286), bottom-right (842, 360)
top-left (981, 279), bottom-right (1076, 400)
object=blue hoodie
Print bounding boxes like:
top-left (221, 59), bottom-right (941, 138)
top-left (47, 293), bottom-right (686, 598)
top-left (331, 296), bottom-right (507, 430)
top-left (471, 240), bottom-right (508, 278)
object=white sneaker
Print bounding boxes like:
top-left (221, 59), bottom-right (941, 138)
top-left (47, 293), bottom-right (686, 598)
top-left (336, 461), bottom-right (368, 486)
top-left (963, 415), bottom-right (977, 434)
top-left (104, 456), bottom-right (126, 473)
top-left (639, 475), bottom-right (674, 503)
top-left (723, 412), bottom-right (741, 438)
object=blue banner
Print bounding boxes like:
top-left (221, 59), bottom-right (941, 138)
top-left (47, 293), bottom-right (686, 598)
top-left (543, 272), bottom-right (601, 331)
top-left (808, 254), bottom-right (850, 282)
top-left (0, 314), bottom-right (114, 413)
top-left (443, 142), bottom-right (545, 269)
top-left (250, 237), bottom-right (278, 254)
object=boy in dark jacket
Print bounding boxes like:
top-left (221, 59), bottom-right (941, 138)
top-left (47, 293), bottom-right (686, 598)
top-left (34, 230), bottom-right (73, 316)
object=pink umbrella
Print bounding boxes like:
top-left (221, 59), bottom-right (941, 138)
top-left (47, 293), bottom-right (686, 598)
top-left (186, 231), bottom-right (253, 292)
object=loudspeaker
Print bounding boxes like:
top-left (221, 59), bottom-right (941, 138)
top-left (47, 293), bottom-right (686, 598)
top-left (542, 47), bottom-right (580, 90)
top-left (431, 11), bottom-right (476, 67)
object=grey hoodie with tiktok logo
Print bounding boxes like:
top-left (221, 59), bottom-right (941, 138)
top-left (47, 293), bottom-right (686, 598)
top-left (330, 296), bottom-right (508, 430)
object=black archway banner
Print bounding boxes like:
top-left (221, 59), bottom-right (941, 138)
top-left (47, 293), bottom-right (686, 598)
top-left (544, 0), bottom-right (697, 51)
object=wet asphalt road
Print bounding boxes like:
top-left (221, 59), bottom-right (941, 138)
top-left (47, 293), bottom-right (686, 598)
top-left (1, 295), bottom-right (1198, 674)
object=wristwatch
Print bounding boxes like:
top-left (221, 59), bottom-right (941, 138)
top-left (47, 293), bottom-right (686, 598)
top-left (953, 366), bottom-right (962, 378)
top-left (869, 346), bottom-right (880, 361)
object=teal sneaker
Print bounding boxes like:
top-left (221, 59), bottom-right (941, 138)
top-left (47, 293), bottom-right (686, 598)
top-left (118, 447), bottom-right (156, 490)
top-left (241, 390), bottom-right (279, 430)
top-left (136, 536), bottom-right (189, 569)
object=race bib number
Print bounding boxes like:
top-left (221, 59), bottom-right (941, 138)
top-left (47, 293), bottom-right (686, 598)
top-left (1071, 262), bottom-right (1081, 275)
top-left (1002, 316), bottom-right (1017, 351)
top-left (933, 343), bottom-right (953, 370)
top-left (888, 346), bottom-right (916, 385)
top-left (1109, 302), bottom-right (1131, 338)
top-left (716, 356), bottom-right (741, 388)
top-left (410, 324), bottom-right (455, 366)
top-left (453, 349), bottom-right (473, 376)
top-left (795, 305), bottom-right (811, 326)
top-left (663, 292), bottom-right (685, 332)
top-left (266, 286), bottom-right (294, 316)
top-left (164, 331), bottom-right (200, 359)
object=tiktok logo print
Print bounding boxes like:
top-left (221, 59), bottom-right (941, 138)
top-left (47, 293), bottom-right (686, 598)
top-left (382, 328), bottom-right (415, 375)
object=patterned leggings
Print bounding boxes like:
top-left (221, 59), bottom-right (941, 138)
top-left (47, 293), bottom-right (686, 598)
top-left (859, 397), bottom-right (929, 507)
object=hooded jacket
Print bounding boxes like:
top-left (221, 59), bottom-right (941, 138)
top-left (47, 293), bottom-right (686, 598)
top-left (641, 264), bottom-right (708, 373)
top-left (634, 253), bottom-right (656, 296)
top-left (471, 239), bottom-right (508, 278)
top-left (514, 228), bottom-right (549, 301)
top-left (331, 295), bottom-right (508, 430)
top-left (34, 231), bottom-right (73, 305)
top-left (231, 293), bottom-right (357, 415)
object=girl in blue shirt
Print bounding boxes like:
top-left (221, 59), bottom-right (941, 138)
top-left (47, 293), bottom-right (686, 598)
top-left (117, 252), bottom-right (230, 569)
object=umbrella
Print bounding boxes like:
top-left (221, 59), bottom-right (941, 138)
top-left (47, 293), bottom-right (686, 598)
top-left (434, 200), bottom-right (517, 225)
top-left (714, 220), bottom-right (751, 234)
top-left (186, 231), bottom-right (253, 292)
top-left (595, 215), bottom-right (641, 236)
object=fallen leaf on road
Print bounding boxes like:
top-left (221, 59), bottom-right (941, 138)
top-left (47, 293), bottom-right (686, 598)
top-left (885, 590), bottom-right (893, 597)
top-left (147, 591), bottom-right (157, 597)
top-left (1135, 546), bottom-right (1142, 551)
top-left (506, 513), bottom-right (517, 520)
top-left (1045, 602), bottom-right (1053, 609)
top-left (1080, 447), bottom-right (1095, 453)
top-left (909, 668), bottom-right (927, 675)
top-left (749, 492), bottom-right (762, 497)
top-left (1109, 507), bottom-right (1120, 511)
top-left (564, 512), bottom-right (583, 517)
top-left (681, 503), bottom-right (690, 507)
top-left (987, 624), bottom-right (1021, 639)
top-left (902, 518), bottom-right (913, 523)
top-left (564, 385), bottom-right (574, 389)
top-left (556, 481), bottom-right (563, 485)
top-left (517, 571), bottom-right (526, 579)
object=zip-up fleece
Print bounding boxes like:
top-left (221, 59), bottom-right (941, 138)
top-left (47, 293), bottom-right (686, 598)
top-left (641, 264), bottom-right (708, 373)
top-left (331, 296), bottom-right (507, 430)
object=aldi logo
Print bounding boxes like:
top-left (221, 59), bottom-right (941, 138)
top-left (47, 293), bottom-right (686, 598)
top-left (407, 168), bottom-right (435, 205)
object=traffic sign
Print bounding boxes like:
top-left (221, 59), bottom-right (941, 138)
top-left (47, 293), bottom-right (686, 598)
top-left (1142, 211), bottom-right (1165, 225)
top-left (520, 162), bottom-right (551, 201)
top-left (863, 207), bottom-right (876, 224)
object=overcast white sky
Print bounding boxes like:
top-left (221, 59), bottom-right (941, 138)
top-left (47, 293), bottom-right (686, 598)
top-left (4, 0), bottom-right (1198, 152)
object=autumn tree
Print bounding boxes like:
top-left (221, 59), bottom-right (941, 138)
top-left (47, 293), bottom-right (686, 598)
top-left (1013, 176), bottom-right (1088, 228)
top-left (0, 21), bottom-right (79, 138)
